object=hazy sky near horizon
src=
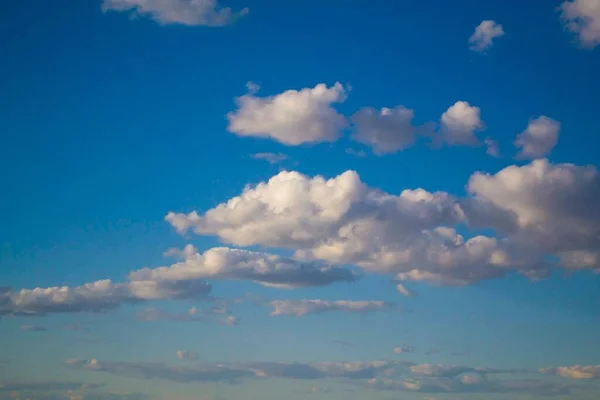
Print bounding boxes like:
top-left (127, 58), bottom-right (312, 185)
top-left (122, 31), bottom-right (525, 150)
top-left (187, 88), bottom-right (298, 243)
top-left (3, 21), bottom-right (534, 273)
top-left (1, 0), bottom-right (600, 399)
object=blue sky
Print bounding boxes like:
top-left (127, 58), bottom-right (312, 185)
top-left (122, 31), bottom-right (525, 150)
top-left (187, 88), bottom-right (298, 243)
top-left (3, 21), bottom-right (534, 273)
top-left (1, 0), bottom-right (600, 399)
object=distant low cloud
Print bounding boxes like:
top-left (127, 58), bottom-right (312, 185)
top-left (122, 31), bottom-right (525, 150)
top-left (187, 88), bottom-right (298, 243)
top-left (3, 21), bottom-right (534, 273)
top-left (0, 381), bottom-right (102, 392)
top-left (469, 20), bottom-right (505, 52)
top-left (176, 350), bottom-right (198, 361)
top-left (540, 365), bottom-right (600, 379)
top-left (101, 0), bottom-right (248, 27)
top-left (514, 116), bottom-right (560, 159)
top-left (560, 0), bottom-right (600, 48)
top-left (393, 345), bottom-right (414, 354)
top-left (227, 82), bottom-right (348, 145)
top-left (20, 325), bottom-right (48, 332)
top-left (135, 306), bottom-right (238, 326)
top-left (269, 299), bottom-right (399, 317)
top-left (2, 247), bottom-right (356, 317)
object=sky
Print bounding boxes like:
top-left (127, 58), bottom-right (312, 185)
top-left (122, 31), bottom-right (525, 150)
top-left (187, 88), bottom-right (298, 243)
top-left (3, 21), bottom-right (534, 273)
top-left (1, 0), bottom-right (600, 399)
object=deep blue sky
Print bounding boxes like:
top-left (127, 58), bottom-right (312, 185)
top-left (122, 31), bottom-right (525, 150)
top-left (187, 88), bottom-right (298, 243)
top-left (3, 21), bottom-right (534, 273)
top-left (1, 1), bottom-right (599, 399)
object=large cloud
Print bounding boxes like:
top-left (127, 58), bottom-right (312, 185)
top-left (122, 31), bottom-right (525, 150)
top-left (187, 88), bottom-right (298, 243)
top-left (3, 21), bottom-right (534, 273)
top-left (101, 0), bottom-right (248, 26)
top-left (167, 159), bottom-right (600, 286)
top-left (227, 83), bottom-right (348, 145)
top-left (468, 20), bottom-right (505, 53)
top-left (560, 0), bottom-right (600, 49)
top-left (2, 248), bottom-right (355, 316)
top-left (268, 299), bottom-right (399, 317)
top-left (514, 116), bottom-right (560, 159)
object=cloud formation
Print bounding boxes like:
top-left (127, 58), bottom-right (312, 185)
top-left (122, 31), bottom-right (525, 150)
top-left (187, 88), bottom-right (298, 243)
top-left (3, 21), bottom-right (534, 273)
top-left (101, 0), bottom-right (248, 26)
top-left (269, 300), bottom-right (399, 317)
top-left (560, 0), bottom-right (600, 48)
top-left (514, 116), bottom-right (560, 159)
top-left (167, 159), bottom-right (600, 286)
top-left (227, 83), bottom-right (348, 145)
top-left (469, 20), bottom-right (505, 52)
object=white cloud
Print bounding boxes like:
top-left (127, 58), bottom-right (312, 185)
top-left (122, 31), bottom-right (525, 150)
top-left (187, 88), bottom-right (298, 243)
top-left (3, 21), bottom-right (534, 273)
top-left (439, 101), bottom-right (484, 146)
top-left (176, 350), bottom-right (198, 361)
top-left (395, 283), bottom-right (413, 297)
top-left (269, 300), bottom-right (399, 317)
top-left (560, 0), bottom-right (600, 48)
top-left (540, 365), bottom-right (600, 379)
top-left (167, 160), bottom-right (600, 287)
top-left (163, 244), bottom-right (198, 260)
top-left (227, 82), bottom-right (348, 145)
top-left (469, 20), bottom-right (505, 52)
top-left (250, 152), bottom-right (288, 165)
top-left (514, 116), bottom-right (560, 159)
top-left (101, 0), bottom-right (248, 26)
top-left (350, 106), bottom-right (419, 154)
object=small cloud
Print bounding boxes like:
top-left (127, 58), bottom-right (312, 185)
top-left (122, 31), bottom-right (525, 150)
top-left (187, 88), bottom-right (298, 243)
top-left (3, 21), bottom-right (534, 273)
top-left (395, 282), bottom-right (413, 297)
top-left (469, 20), bottom-right (505, 53)
top-left (176, 350), bottom-right (198, 361)
top-left (269, 299), bottom-right (400, 317)
top-left (250, 152), bottom-right (288, 165)
top-left (393, 345), bottom-right (414, 354)
top-left (438, 101), bottom-right (485, 146)
top-left (227, 82), bottom-right (348, 145)
top-left (514, 116), bottom-right (560, 159)
top-left (20, 325), bottom-right (47, 332)
top-left (484, 137), bottom-right (501, 158)
top-left (101, 0), bottom-right (248, 27)
top-left (345, 148), bottom-right (367, 157)
top-left (540, 365), bottom-right (600, 379)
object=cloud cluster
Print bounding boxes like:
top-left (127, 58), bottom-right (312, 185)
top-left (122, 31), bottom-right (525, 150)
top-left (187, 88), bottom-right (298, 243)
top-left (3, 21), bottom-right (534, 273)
top-left (514, 116), bottom-right (560, 159)
top-left (250, 152), bottom-right (288, 165)
top-left (167, 159), bottom-right (600, 286)
top-left (101, 0), bottom-right (248, 26)
top-left (469, 20), bottom-right (505, 52)
top-left (269, 300), bottom-right (399, 317)
top-left (560, 0), bottom-right (600, 48)
top-left (2, 247), bottom-right (356, 317)
top-left (65, 357), bottom-right (580, 396)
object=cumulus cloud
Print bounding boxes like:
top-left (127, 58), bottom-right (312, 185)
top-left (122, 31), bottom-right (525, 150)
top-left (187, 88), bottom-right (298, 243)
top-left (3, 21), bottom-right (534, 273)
top-left (250, 152), bottom-right (288, 165)
top-left (560, 0), bottom-right (600, 48)
top-left (514, 116), bottom-right (560, 159)
top-left (350, 106), bottom-right (422, 154)
top-left (167, 159), bottom-right (600, 287)
top-left (469, 20), bottom-right (505, 52)
top-left (176, 350), bottom-right (198, 361)
top-left (540, 365), bottom-right (600, 379)
top-left (269, 300), bottom-right (399, 317)
top-left (227, 82), bottom-right (348, 145)
top-left (438, 101), bottom-right (485, 146)
top-left (101, 0), bottom-right (248, 26)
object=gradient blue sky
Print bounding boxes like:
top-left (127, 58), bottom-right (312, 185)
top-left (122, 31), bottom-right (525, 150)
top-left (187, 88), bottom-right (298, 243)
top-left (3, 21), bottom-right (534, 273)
top-left (1, 1), bottom-right (600, 399)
